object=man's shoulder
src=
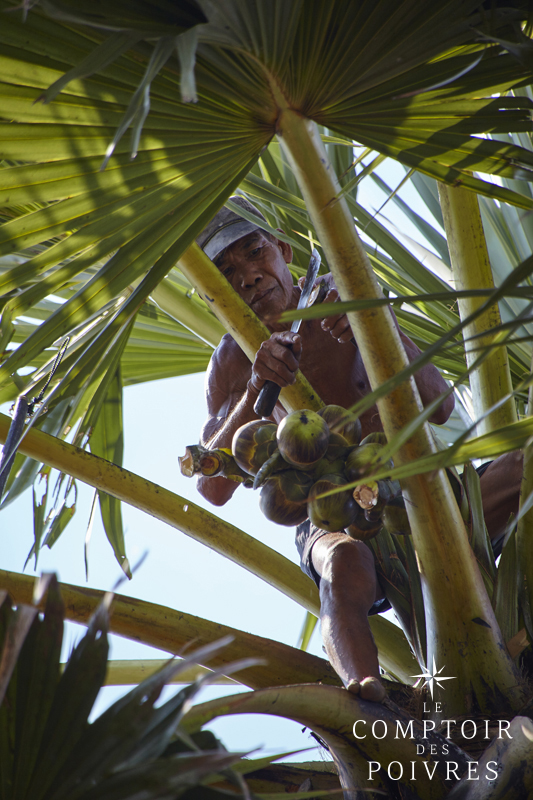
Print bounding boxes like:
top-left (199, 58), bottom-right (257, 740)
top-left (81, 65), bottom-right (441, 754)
top-left (211, 333), bottom-right (247, 367)
top-left (207, 334), bottom-right (250, 390)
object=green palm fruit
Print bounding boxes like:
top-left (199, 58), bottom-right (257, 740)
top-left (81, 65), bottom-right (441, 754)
top-left (276, 409), bottom-right (330, 470)
top-left (359, 431), bottom-right (388, 446)
top-left (345, 443), bottom-right (393, 482)
top-left (317, 404), bottom-right (362, 445)
top-left (312, 432), bottom-right (351, 480)
top-left (382, 500), bottom-right (411, 536)
top-left (259, 469), bottom-right (314, 526)
top-left (328, 432), bottom-right (349, 448)
top-left (232, 420), bottom-right (277, 475)
top-left (345, 504), bottom-right (383, 541)
top-left (308, 474), bottom-right (358, 533)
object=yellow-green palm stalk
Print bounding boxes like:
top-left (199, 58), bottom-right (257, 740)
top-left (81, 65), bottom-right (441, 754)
top-left (0, 412), bottom-right (316, 611)
top-left (0, 569), bottom-right (337, 689)
top-left (0, 412), bottom-right (417, 681)
top-left (0, 568), bottom-right (417, 687)
top-left (150, 276), bottom-right (226, 348)
top-left (101, 660), bottom-right (239, 686)
top-left (274, 109), bottom-right (526, 716)
top-left (438, 183), bottom-right (517, 434)
top-left (178, 243), bottom-right (322, 413)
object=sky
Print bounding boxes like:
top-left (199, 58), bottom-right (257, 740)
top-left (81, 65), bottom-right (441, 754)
top-left (1, 372), bottom-right (333, 760)
top-left (0, 161), bottom-right (441, 762)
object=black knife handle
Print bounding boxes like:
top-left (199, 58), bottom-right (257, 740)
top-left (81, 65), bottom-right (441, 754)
top-left (254, 379), bottom-right (282, 418)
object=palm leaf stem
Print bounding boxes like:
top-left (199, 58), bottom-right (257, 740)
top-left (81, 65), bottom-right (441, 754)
top-left (0, 412), bottom-right (417, 679)
top-left (275, 108), bottom-right (526, 717)
top-left (0, 569), bottom-right (339, 690)
top-left (0, 410), bottom-right (316, 611)
top-left (150, 276), bottom-right (225, 348)
top-left (181, 684), bottom-right (471, 800)
top-left (438, 181), bottom-right (517, 433)
top-left (99, 660), bottom-right (239, 686)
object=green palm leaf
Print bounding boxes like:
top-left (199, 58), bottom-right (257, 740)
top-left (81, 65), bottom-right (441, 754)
top-left (0, 575), bottom-right (256, 800)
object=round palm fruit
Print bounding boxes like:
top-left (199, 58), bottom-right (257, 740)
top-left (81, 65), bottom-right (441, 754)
top-left (276, 409), bottom-right (330, 470)
top-left (346, 505), bottom-right (383, 541)
top-left (317, 404), bottom-right (362, 446)
top-left (232, 420), bottom-right (277, 475)
top-left (345, 443), bottom-right (393, 482)
top-left (259, 469), bottom-right (313, 526)
top-left (360, 431), bottom-right (388, 447)
top-left (308, 474), bottom-right (358, 533)
top-left (312, 432), bottom-right (350, 480)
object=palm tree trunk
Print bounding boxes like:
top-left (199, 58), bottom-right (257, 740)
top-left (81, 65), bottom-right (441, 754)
top-left (438, 182), bottom-right (517, 433)
top-left (274, 107), bottom-right (526, 716)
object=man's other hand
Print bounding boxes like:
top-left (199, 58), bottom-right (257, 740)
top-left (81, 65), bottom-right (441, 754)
top-left (298, 276), bottom-right (353, 344)
top-left (250, 331), bottom-right (302, 391)
top-left (320, 287), bottom-right (353, 343)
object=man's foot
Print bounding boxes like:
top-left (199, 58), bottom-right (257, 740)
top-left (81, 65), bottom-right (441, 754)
top-left (347, 676), bottom-right (386, 703)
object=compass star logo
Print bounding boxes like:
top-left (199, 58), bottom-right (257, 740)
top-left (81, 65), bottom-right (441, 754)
top-left (411, 657), bottom-right (456, 699)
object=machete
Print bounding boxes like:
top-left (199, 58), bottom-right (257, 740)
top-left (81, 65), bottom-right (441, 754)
top-left (253, 248), bottom-right (321, 418)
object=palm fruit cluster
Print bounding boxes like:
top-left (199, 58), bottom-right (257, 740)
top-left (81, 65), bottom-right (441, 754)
top-left (231, 405), bottom-right (409, 540)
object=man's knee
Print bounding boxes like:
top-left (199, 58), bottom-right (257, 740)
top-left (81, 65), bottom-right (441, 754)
top-left (311, 534), bottom-right (380, 608)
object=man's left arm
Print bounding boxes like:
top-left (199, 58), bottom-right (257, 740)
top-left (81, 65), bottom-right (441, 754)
top-left (397, 328), bottom-right (454, 424)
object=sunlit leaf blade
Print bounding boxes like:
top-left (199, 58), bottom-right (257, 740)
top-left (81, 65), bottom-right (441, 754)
top-left (401, 534), bottom-right (427, 670)
top-left (40, 475), bottom-right (77, 550)
top-left (29, 465), bottom-right (50, 570)
top-left (38, 31), bottom-right (143, 105)
top-left (462, 464), bottom-right (496, 598)
top-left (90, 364), bottom-right (130, 576)
top-left (493, 527), bottom-right (520, 646)
top-left (297, 611), bottom-right (317, 652)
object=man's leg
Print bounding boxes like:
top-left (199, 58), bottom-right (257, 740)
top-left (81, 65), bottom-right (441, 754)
top-left (479, 451), bottom-right (523, 543)
top-left (311, 532), bottom-right (386, 702)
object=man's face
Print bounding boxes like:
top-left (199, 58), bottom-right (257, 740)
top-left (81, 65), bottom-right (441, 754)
top-left (214, 230), bottom-right (294, 322)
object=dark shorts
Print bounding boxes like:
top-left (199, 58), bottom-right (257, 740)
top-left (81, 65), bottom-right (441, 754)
top-left (295, 461), bottom-right (499, 616)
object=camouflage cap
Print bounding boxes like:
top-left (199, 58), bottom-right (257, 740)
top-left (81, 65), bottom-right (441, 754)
top-left (196, 196), bottom-right (268, 261)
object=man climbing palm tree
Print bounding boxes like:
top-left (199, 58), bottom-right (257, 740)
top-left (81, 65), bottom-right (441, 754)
top-left (195, 197), bottom-right (522, 703)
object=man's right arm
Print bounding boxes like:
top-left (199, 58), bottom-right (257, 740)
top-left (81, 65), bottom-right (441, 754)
top-left (196, 331), bottom-right (302, 506)
top-left (196, 347), bottom-right (261, 507)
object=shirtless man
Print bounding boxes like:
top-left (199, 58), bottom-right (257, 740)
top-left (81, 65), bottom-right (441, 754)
top-left (195, 196), bottom-right (522, 702)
